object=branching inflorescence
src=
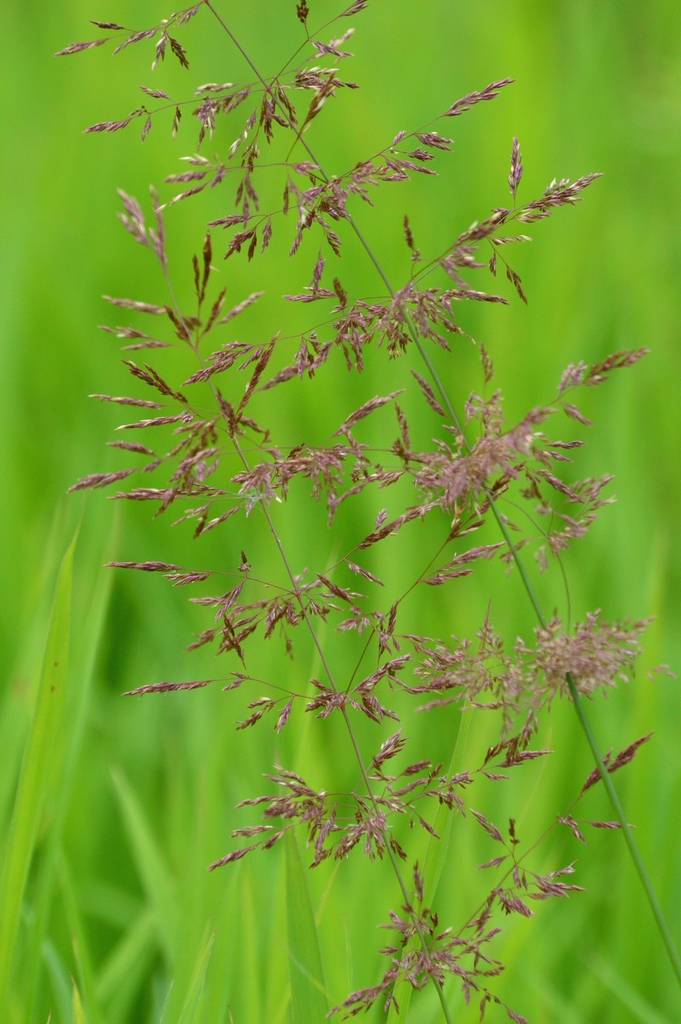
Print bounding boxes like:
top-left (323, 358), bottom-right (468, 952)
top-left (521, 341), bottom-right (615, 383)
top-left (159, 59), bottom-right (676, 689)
top-left (59, 2), bottom-right (681, 1019)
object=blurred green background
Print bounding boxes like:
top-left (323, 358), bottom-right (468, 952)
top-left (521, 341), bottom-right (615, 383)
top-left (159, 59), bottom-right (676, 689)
top-left (2, 0), bottom-right (681, 1021)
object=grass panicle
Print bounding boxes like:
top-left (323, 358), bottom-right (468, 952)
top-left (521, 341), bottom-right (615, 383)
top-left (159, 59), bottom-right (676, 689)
top-left (54, 2), bottom-right (679, 1015)
top-left (13, 1), bottom-right (675, 1021)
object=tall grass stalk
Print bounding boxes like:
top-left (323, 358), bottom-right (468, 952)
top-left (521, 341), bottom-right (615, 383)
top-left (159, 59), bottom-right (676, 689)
top-left (55, 1), bottom-right (680, 1019)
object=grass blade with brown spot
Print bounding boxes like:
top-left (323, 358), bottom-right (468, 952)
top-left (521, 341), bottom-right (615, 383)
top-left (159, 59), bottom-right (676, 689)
top-left (0, 532), bottom-right (76, 1008)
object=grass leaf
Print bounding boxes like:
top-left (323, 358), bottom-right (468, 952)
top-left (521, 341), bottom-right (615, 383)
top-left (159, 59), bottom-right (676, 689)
top-left (95, 907), bottom-right (157, 1021)
top-left (73, 978), bottom-right (87, 1024)
top-left (0, 533), bottom-right (76, 1007)
top-left (285, 829), bottom-right (328, 1023)
top-left (25, 527), bottom-right (116, 1023)
top-left (588, 955), bottom-right (670, 1024)
top-left (43, 939), bottom-right (72, 1024)
top-left (111, 766), bottom-right (178, 963)
top-left (176, 929), bottom-right (215, 1024)
top-left (58, 849), bottom-right (105, 1024)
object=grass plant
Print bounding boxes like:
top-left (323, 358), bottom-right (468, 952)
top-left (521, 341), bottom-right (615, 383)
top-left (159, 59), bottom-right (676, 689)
top-left (2, 2), bottom-right (681, 1022)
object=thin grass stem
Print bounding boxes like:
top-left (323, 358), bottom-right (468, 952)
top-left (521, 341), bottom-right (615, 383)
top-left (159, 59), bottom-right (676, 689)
top-left (566, 670), bottom-right (681, 985)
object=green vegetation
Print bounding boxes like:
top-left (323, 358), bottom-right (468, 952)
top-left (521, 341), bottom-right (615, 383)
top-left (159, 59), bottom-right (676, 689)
top-left (2, 1), bottom-right (681, 1021)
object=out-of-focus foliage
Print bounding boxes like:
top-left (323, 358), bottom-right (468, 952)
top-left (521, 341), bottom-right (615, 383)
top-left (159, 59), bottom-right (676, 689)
top-left (1, 1), bottom-right (681, 1021)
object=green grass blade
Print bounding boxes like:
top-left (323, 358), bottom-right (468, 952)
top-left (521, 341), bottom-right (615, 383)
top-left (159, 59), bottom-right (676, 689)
top-left (42, 939), bottom-right (72, 1024)
top-left (58, 850), bottom-right (104, 1024)
top-left (72, 979), bottom-right (86, 1024)
top-left (265, 857), bottom-right (290, 1024)
top-left (0, 533), bottom-right (76, 1008)
top-left (175, 929), bottom-right (215, 1024)
top-left (285, 829), bottom-right (328, 1024)
top-left (110, 767), bottom-right (177, 963)
top-left (0, 701), bottom-right (32, 866)
top-left (157, 982), bottom-right (175, 1024)
top-left (238, 864), bottom-right (263, 1024)
top-left (589, 955), bottom-right (670, 1024)
top-left (95, 907), bottom-right (156, 1022)
top-left (196, 867), bottom-right (238, 1024)
top-left (527, 970), bottom-right (585, 1024)
top-left (25, 535), bottom-right (115, 1023)
top-left (386, 983), bottom-right (410, 1022)
top-left (422, 709), bottom-right (474, 909)
top-left (0, 510), bottom-right (74, 900)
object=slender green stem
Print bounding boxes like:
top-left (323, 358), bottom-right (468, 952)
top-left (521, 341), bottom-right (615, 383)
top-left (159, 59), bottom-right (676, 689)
top-left (205, 2), bottom-right (271, 89)
top-left (566, 671), bottom-right (681, 985)
top-left (206, 0), bottom-right (681, 999)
